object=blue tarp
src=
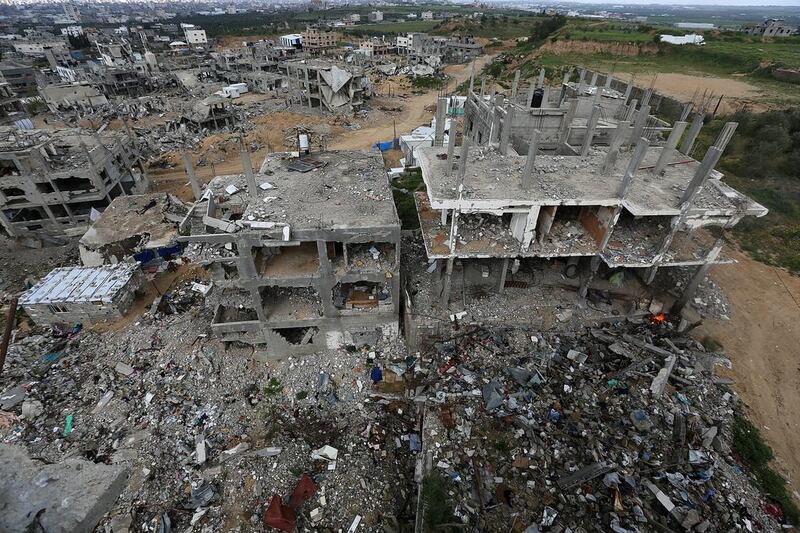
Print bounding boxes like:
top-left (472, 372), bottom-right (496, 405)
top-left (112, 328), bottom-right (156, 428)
top-left (133, 243), bottom-right (183, 265)
top-left (373, 140), bottom-right (395, 152)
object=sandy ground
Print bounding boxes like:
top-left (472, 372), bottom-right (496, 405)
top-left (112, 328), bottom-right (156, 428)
top-left (616, 72), bottom-right (763, 114)
top-left (330, 54), bottom-right (496, 150)
top-left (695, 248), bottom-right (800, 497)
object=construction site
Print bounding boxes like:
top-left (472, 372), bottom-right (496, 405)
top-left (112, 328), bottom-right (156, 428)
top-left (0, 21), bottom-right (798, 533)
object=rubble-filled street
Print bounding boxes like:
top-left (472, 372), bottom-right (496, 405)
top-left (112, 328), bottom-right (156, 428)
top-left (0, 277), bottom-right (789, 532)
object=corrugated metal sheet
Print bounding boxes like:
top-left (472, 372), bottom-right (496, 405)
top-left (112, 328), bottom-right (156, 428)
top-left (19, 263), bottom-right (139, 305)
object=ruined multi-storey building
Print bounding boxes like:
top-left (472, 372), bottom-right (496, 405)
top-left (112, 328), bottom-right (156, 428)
top-left (407, 72), bottom-right (767, 337)
top-left (179, 149), bottom-right (400, 357)
top-left (280, 59), bottom-right (369, 112)
top-left (0, 127), bottom-right (149, 241)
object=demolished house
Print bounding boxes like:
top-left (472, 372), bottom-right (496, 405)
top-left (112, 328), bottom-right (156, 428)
top-left (280, 59), bottom-right (369, 112)
top-left (19, 262), bottom-right (142, 326)
top-left (39, 82), bottom-right (109, 113)
top-left (175, 95), bottom-right (236, 132)
top-left (178, 148), bottom-right (400, 357)
top-left (79, 193), bottom-right (187, 267)
top-left (407, 73), bottom-right (767, 340)
top-left (0, 127), bottom-right (149, 242)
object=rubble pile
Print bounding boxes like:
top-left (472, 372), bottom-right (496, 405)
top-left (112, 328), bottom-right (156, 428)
top-left (409, 321), bottom-right (780, 532)
top-left (0, 305), bottom-right (419, 531)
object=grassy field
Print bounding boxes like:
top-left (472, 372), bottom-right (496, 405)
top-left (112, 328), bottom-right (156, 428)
top-left (343, 20), bottom-right (439, 36)
top-left (694, 111), bottom-right (800, 273)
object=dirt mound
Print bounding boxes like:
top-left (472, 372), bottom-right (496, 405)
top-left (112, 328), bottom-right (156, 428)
top-left (539, 40), bottom-right (658, 57)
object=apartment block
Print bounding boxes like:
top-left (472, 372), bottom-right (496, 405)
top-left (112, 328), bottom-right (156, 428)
top-left (0, 127), bottom-right (149, 241)
top-left (178, 149), bottom-right (400, 358)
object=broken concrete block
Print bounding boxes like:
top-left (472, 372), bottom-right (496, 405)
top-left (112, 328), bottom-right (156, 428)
top-left (20, 399), bottom-right (44, 419)
top-left (114, 362), bottom-right (135, 376)
top-left (0, 445), bottom-right (128, 533)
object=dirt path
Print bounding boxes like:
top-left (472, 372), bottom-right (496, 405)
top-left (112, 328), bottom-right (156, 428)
top-left (331, 54), bottom-right (496, 150)
top-left (616, 72), bottom-right (763, 114)
top-left (695, 248), bottom-right (800, 495)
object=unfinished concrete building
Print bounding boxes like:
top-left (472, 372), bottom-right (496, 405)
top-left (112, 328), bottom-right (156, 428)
top-left (464, 68), bottom-right (672, 151)
top-left (178, 149), bottom-right (400, 357)
top-left (280, 59), bottom-right (369, 112)
top-left (408, 80), bottom-right (767, 338)
top-left (0, 127), bottom-right (149, 241)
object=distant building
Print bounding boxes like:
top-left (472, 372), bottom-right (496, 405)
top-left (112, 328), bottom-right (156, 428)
top-left (740, 19), bottom-right (797, 37)
top-left (368, 11), bottom-right (384, 23)
top-left (184, 27), bottom-right (208, 46)
top-left (0, 61), bottom-right (36, 92)
top-left (302, 27), bottom-right (340, 53)
top-left (421, 11), bottom-right (434, 21)
top-left (60, 25), bottom-right (84, 38)
top-left (63, 2), bottom-right (81, 23)
top-left (674, 22), bottom-right (715, 30)
top-left (279, 34), bottom-right (303, 48)
top-left (12, 39), bottom-right (69, 58)
top-left (350, 14), bottom-right (360, 23)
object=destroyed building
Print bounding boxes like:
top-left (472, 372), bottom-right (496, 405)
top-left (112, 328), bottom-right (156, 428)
top-left (280, 59), bottom-right (369, 112)
top-left (408, 74), bottom-right (767, 338)
top-left (176, 95), bottom-right (236, 131)
top-left (19, 262), bottom-right (142, 325)
top-left (79, 193), bottom-right (187, 267)
top-left (178, 149), bottom-right (400, 357)
top-left (0, 127), bottom-right (149, 241)
top-left (0, 82), bottom-right (27, 127)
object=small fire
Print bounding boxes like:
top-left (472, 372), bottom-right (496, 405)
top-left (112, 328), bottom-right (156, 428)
top-left (649, 312), bottom-right (667, 325)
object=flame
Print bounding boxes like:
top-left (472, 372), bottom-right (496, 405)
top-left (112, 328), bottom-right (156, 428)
top-left (649, 312), bottom-right (667, 325)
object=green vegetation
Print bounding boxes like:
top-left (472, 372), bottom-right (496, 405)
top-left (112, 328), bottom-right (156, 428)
top-left (732, 416), bottom-right (799, 524)
top-left (392, 168), bottom-right (424, 230)
top-left (410, 75), bottom-right (447, 91)
top-left (344, 20), bottom-right (438, 37)
top-left (694, 110), bottom-right (800, 272)
top-left (420, 473), bottom-right (459, 531)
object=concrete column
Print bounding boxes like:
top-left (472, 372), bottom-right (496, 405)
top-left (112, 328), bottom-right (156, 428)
top-left (580, 105), bottom-right (601, 156)
top-left (629, 103), bottom-right (651, 145)
top-left (304, 67), bottom-right (312, 109)
top-left (313, 240), bottom-right (337, 318)
top-left (236, 238), bottom-right (258, 280)
top-left (434, 96), bottom-right (446, 147)
top-left (601, 120), bottom-right (630, 175)
top-left (654, 121), bottom-right (688, 175)
top-left (526, 83), bottom-right (536, 108)
top-left (446, 121), bottom-right (458, 175)
top-left (589, 72), bottom-right (598, 88)
top-left (617, 137), bottom-right (650, 198)
top-left (522, 128), bottom-right (540, 190)
top-left (511, 70), bottom-right (521, 100)
top-left (469, 68), bottom-right (475, 93)
top-left (680, 146), bottom-right (723, 205)
top-left (489, 93), bottom-right (503, 144)
top-left (579, 255), bottom-right (602, 302)
top-left (239, 135), bottom-right (259, 199)
top-left (479, 77), bottom-right (486, 97)
top-left (182, 151), bottom-right (202, 200)
top-left (537, 68), bottom-right (546, 89)
top-left (679, 102), bottom-right (692, 121)
top-left (622, 81), bottom-right (633, 103)
top-left (499, 106), bottom-right (515, 155)
top-left (641, 88), bottom-right (653, 108)
top-left (496, 257), bottom-right (510, 294)
top-left (671, 239), bottom-right (724, 314)
top-left (439, 257), bottom-right (454, 311)
top-left (624, 99), bottom-right (638, 122)
top-left (679, 113), bottom-right (705, 155)
top-left (558, 99), bottom-right (578, 145)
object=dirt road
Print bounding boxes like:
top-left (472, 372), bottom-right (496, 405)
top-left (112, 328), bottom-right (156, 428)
top-left (330, 54), bottom-right (496, 150)
top-left (617, 72), bottom-right (762, 114)
top-left (695, 249), bottom-right (800, 495)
